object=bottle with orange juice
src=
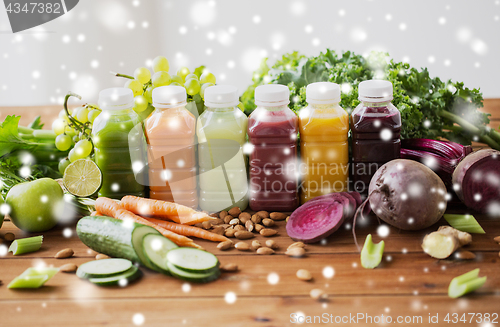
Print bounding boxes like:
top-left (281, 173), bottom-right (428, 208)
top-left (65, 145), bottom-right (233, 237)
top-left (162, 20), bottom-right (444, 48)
top-left (299, 82), bottom-right (349, 203)
top-left (145, 85), bottom-right (198, 208)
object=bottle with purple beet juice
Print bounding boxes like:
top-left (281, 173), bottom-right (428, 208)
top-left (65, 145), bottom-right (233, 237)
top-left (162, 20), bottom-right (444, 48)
top-left (351, 80), bottom-right (401, 194)
top-left (248, 84), bottom-right (299, 211)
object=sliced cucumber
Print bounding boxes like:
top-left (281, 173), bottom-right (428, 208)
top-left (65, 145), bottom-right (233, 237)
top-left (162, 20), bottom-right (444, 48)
top-left (77, 258), bottom-right (132, 279)
top-left (166, 248), bottom-right (219, 274)
top-left (166, 261), bottom-right (220, 283)
top-left (89, 266), bottom-right (142, 286)
top-left (142, 234), bottom-right (178, 274)
top-left (77, 216), bottom-right (161, 271)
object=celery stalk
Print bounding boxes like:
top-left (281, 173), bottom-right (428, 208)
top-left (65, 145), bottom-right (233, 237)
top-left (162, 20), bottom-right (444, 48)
top-left (7, 275), bottom-right (49, 289)
top-left (8, 235), bottom-right (43, 255)
top-left (448, 268), bottom-right (487, 299)
top-left (32, 129), bottom-right (57, 141)
top-left (444, 214), bottom-right (485, 234)
top-left (20, 267), bottom-right (59, 279)
top-left (360, 234), bottom-right (385, 269)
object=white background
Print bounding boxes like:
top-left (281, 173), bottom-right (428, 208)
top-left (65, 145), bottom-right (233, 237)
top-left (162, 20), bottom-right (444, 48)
top-left (0, 0), bottom-right (499, 107)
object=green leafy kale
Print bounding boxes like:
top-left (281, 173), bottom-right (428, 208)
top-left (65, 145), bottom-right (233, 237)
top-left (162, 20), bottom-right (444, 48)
top-left (241, 49), bottom-right (500, 149)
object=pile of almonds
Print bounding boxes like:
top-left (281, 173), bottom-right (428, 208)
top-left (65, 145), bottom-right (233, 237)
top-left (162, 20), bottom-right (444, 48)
top-left (196, 207), bottom-right (290, 255)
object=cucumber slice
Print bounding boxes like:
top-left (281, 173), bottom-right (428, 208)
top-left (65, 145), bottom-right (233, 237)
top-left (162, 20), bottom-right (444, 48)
top-left (77, 258), bottom-right (132, 279)
top-left (89, 266), bottom-right (142, 286)
top-left (166, 248), bottom-right (219, 274)
top-left (142, 234), bottom-right (178, 274)
top-left (166, 261), bottom-right (220, 283)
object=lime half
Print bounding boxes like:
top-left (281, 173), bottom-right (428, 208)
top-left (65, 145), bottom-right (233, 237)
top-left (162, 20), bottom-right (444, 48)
top-left (63, 159), bottom-right (102, 197)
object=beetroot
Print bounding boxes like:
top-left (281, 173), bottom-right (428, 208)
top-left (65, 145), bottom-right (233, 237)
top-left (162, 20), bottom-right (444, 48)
top-left (452, 149), bottom-right (500, 216)
top-left (286, 198), bottom-right (344, 243)
top-left (348, 191), bottom-right (363, 207)
top-left (308, 192), bottom-right (357, 221)
top-left (367, 159), bottom-right (447, 231)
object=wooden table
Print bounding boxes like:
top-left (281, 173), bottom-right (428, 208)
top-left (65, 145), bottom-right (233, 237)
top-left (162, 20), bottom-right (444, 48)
top-left (1, 101), bottom-right (499, 326)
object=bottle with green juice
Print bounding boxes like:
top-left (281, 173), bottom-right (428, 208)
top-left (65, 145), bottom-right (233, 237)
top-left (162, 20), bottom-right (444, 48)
top-left (93, 88), bottom-right (147, 198)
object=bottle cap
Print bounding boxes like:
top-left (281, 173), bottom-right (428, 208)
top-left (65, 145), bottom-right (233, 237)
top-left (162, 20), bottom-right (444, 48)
top-left (358, 80), bottom-right (393, 102)
top-left (98, 88), bottom-right (134, 111)
top-left (306, 82), bottom-right (341, 104)
top-left (204, 85), bottom-right (239, 108)
top-left (254, 84), bottom-right (290, 107)
top-left (153, 85), bottom-right (187, 108)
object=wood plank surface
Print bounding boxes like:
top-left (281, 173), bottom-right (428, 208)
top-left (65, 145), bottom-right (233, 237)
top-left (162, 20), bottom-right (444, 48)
top-left (0, 101), bottom-right (499, 326)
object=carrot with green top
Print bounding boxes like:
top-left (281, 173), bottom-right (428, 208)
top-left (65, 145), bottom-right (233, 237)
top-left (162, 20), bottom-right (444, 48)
top-left (95, 197), bottom-right (203, 249)
top-left (121, 196), bottom-right (214, 225)
top-left (144, 217), bottom-right (228, 243)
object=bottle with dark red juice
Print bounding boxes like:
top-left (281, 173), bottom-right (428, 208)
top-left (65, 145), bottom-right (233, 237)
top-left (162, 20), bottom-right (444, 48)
top-left (248, 84), bottom-right (299, 211)
top-left (351, 80), bottom-right (401, 194)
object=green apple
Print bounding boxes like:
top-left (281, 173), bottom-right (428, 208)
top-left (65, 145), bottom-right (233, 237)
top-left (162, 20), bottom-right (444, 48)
top-left (6, 178), bottom-right (64, 232)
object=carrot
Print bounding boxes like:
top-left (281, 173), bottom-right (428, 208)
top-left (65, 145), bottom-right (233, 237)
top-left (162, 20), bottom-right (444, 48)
top-left (144, 217), bottom-right (229, 243)
top-left (120, 196), bottom-right (214, 225)
top-left (95, 197), bottom-right (203, 249)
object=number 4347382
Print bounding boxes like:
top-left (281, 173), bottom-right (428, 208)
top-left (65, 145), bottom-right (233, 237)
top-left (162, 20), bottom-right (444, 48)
top-left (5, 2), bottom-right (61, 14)
top-left (444, 313), bottom-right (498, 324)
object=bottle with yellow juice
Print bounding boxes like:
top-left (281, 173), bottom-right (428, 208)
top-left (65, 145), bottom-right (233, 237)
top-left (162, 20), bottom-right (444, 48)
top-left (299, 82), bottom-right (349, 203)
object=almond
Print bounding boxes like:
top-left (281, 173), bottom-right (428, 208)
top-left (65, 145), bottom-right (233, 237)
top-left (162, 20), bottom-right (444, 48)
top-left (209, 212), bottom-right (219, 218)
top-left (55, 248), bottom-right (74, 259)
top-left (225, 228), bottom-right (236, 238)
top-left (260, 228), bottom-right (278, 237)
top-left (287, 242), bottom-right (305, 251)
top-left (245, 220), bottom-right (254, 232)
top-left (455, 250), bottom-right (476, 260)
top-left (286, 247), bottom-right (306, 258)
top-left (59, 263), bottom-right (78, 273)
top-left (219, 210), bottom-right (228, 219)
top-left (217, 240), bottom-right (233, 251)
top-left (220, 263), bottom-right (238, 272)
top-left (201, 220), bottom-right (212, 230)
top-left (270, 212), bottom-right (287, 221)
top-left (224, 215), bottom-right (233, 224)
top-left (220, 224), bottom-right (231, 230)
top-left (494, 236), bottom-right (500, 243)
top-left (210, 218), bottom-right (224, 225)
top-left (4, 232), bottom-right (15, 242)
top-left (265, 240), bottom-right (278, 249)
top-left (286, 216), bottom-right (290, 222)
top-left (235, 231), bottom-right (255, 240)
top-left (235, 241), bottom-right (250, 251)
top-left (262, 218), bottom-right (275, 227)
top-left (254, 224), bottom-right (265, 232)
top-left (256, 247), bottom-right (274, 255)
top-left (310, 289), bottom-right (328, 301)
top-left (212, 226), bottom-right (225, 235)
top-left (296, 269), bottom-right (312, 281)
top-left (229, 218), bottom-right (240, 225)
top-left (239, 212), bottom-right (252, 223)
top-left (251, 214), bottom-right (262, 224)
top-left (251, 240), bottom-right (262, 251)
top-left (194, 223), bottom-right (203, 228)
top-left (228, 207), bottom-right (241, 217)
top-left (256, 211), bottom-right (270, 218)
top-left (95, 253), bottom-right (110, 260)
top-left (234, 225), bottom-right (246, 231)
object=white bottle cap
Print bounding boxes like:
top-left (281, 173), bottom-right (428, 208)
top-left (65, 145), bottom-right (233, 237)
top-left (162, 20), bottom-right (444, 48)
top-left (254, 84), bottom-right (290, 107)
top-left (204, 85), bottom-right (239, 108)
top-left (358, 80), bottom-right (393, 102)
top-left (306, 82), bottom-right (341, 104)
top-left (98, 87), bottom-right (134, 111)
top-left (153, 85), bottom-right (187, 109)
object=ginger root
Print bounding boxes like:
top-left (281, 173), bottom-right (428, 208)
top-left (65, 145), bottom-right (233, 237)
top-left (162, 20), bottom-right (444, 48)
top-left (422, 226), bottom-right (472, 259)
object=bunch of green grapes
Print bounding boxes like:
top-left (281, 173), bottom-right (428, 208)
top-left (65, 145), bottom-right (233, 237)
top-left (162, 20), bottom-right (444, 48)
top-left (117, 55), bottom-right (217, 117)
top-left (52, 94), bottom-right (101, 174)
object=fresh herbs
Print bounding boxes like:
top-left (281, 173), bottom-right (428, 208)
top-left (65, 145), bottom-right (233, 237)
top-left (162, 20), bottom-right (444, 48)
top-left (242, 49), bottom-right (500, 150)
